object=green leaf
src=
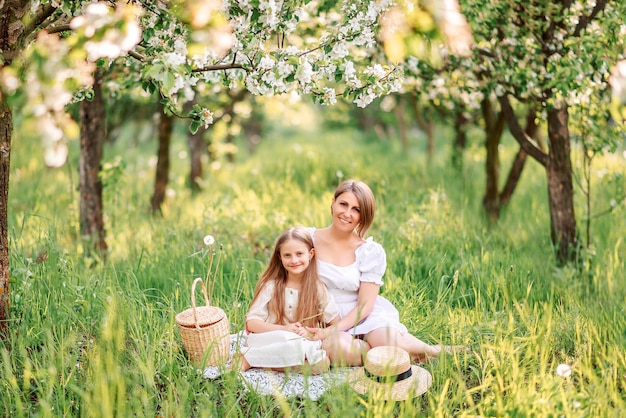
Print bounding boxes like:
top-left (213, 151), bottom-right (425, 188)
top-left (144, 64), bottom-right (164, 79)
top-left (142, 81), bottom-right (156, 95)
top-left (334, 68), bottom-right (343, 82)
top-left (162, 72), bottom-right (176, 94)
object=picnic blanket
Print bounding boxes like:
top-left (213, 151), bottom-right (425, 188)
top-left (202, 332), bottom-right (355, 400)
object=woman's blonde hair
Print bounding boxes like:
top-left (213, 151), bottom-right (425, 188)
top-left (249, 226), bottom-right (325, 328)
top-left (333, 179), bottom-right (376, 238)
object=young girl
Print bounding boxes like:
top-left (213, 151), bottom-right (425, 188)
top-left (236, 226), bottom-right (339, 374)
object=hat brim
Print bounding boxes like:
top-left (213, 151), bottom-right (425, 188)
top-left (347, 365), bottom-right (433, 401)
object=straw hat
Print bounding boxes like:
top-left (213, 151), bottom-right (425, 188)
top-left (347, 346), bottom-right (433, 401)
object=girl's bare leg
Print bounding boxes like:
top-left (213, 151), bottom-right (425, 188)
top-left (322, 332), bottom-right (370, 367)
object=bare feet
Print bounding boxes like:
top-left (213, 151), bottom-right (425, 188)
top-left (413, 344), bottom-right (468, 364)
top-left (439, 344), bottom-right (469, 355)
top-left (230, 353), bottom-right (251, 372)
top-left (309, 356), bottom-right (330, 375)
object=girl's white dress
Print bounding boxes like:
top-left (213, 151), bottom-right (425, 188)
top-left (242, 282), bottom-right (339, 368)
top-left (307, 227), bottom-right (408, 336)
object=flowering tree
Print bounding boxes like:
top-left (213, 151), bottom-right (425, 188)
top-left (610, 60), bottom-right (626, 122)
top-left (406, 0), bottom-right (625, 264)
top-left (402, 38), bottom-right (544, 220)
top-left (470, 0), bottom-right (626, 264)
top-left (0, 0), bottom-right (145, 335)
top-left (0, 0), bottom-right (471, 334)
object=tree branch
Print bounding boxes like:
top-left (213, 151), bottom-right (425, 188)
top-left (498, 95), bottom-right (549, 167)
top-left (573, 0), bottom-right (607, 37)
top-left (192, 63), bottom-right (245, 72)
top-left (23, 3), bottom-right (56, 38)
top-left (128, 50), bottom-right (145, 61)
top-left (46, 23), bottom-right (71, 34)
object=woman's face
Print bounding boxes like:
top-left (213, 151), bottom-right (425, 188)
top-left (331, 191), bottom-right (361, 231)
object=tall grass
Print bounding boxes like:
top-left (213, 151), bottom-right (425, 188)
top-left (3, 115), bottom-right (625, 416)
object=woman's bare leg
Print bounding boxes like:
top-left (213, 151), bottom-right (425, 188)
top-left (364, 327), bottom-right (446, 363)
top-left (322, 332), bottom-right (370, 367)
top-left (308, 356), bottom-right (331, 375)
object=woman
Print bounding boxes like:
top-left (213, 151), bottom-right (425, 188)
top-left (307, 180), bottom-right (453, 366)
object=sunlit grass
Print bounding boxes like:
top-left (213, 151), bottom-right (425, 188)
top-left (3, 118), bottom-right (626, 416)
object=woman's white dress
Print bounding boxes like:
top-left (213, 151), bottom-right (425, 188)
top-left (242, 282), bottom-right (339, 367)
top-left (307, 227), bottom-right (408, 336)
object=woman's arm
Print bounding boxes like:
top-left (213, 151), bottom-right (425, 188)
top-left (335, 281), bottom-right (379, 331)
top-left (307, 282), bottom-right (379, 340)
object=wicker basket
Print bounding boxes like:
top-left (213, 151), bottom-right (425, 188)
top-left (176, 278), bottom-right (230, 366)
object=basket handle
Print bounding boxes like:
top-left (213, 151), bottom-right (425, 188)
top-left (191, 277), bottom-right (211, 329)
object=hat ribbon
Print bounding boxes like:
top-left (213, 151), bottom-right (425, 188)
top-left (365, 367), bottom-right (412, 383)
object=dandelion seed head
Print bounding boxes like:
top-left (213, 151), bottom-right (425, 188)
top-left (556, 363), bottom-right (572, 378)
top-left (203, 235), bottom-right (215, 246)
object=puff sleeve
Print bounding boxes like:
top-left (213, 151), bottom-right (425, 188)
top-left (355, 238), bottom-right (386, 285)
top-left (318, 284), bottom-right (339, 323)
top-left (245, 282), bottom-right (274, 323)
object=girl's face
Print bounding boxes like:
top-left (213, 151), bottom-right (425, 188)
top-left (331, 191), bottom-right (361, 232)
top-left (280, 238), bottom-right (314, 277)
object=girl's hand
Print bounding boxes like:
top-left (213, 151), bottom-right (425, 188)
top-left (285, 322), bottom-right (302, 334)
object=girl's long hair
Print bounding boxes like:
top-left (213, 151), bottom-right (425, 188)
top-left (249, 226), bottom-right (325, 328)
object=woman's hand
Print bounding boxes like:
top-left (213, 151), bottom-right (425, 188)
top-left (304, 326), bottom-right (334, 341)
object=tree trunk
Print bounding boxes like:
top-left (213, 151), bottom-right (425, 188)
top-left (498, 149), bottom-right (527, 207)
top-left (481, 98), bottom-right (506, 220)
top-left (225, 129), bottom-right (235, 163)
top-left (187, 127), bottom-right (203, 193)
top-left (483, 104), bottom-right (539, 218)
top-left (185, 100), bottom-right (203, 194)
top-left (546, 105), bottom-right (578, 264)
top-left (151, 102), bottom-right (173, 214)
top-left (79, 70), bottom-right (107, 256)
top-left (499, 109), bottom-right (539, 207)
top-left (393, 96), bottom-right (408, 150)
top-left (499, 96), bottom-right (577, 264)
top-left (408, 94), bottom-right (434, 160)
top-left (244, 106), bottom-right (262, 154)
top-left (452, 112), bottom-right (467, 169)
top-left (0, 98), bottom-right (11, 338)
top-left (1, 0), bottom-right (36, 338)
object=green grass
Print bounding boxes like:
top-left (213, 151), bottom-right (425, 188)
top-left (3, 114), bottom-right (626, 417)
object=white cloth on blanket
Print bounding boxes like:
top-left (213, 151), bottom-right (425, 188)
top-left (242, 330), bottom-right (327, 367)
top-left (203, 333), bottom-right (355, 400)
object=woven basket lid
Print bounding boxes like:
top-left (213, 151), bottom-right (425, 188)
top-left (176, 305), bottom-right (226, 328)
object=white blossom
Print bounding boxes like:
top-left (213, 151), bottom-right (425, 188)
top-left (258, 56), bottom-right (275, 70)
top-left (45, 142), bottom-right (69, 168)
top-left (330, 42), bottom-right (349, 60)
top-left (364, 64), bottom-right (386, 79)
top-left (162, 52), bottom-right (187, 67)
top-left (355, 88), bottom-right (376, 107)
top-left (323, 88), bottom-right (337, 105)
top-left (295, 59), bottom-right (313, 84)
